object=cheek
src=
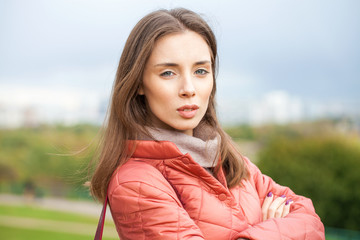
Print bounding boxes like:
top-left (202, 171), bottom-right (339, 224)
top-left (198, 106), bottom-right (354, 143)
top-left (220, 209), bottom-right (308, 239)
top-left (153, 86), bottom-right (173, 102)
top-left (201, 81), bottom-right (214, 102)
top-left (143, 80), bottom-right (164, 102)
top-left (146, 88), bottom-right (175, 111)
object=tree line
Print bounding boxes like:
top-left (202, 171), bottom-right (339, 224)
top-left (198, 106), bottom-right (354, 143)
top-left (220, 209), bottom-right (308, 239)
top-left (0, 119), bottom-right (359, 230)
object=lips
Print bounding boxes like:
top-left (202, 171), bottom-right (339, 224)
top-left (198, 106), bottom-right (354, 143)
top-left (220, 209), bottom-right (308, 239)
top-left (177, 104), bottom-right (199, 119)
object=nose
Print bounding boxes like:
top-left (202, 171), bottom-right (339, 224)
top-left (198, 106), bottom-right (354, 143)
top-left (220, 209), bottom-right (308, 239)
top-left (179, 75), bottom-right (196, 98)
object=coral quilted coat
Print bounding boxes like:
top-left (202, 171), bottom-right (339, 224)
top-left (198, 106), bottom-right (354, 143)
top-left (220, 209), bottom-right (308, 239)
top-left (108, 140), bottom-right (325, 240)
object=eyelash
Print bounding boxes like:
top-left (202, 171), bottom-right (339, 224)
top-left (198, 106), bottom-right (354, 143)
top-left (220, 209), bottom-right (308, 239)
top-left (160, 71), bottom-right (174, 77)
top-left (195, 69), bottom-right (209, 75)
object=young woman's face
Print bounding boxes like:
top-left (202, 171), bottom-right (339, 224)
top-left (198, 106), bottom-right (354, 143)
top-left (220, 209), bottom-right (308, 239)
top-left (140, 30), bottom-right (213, 136)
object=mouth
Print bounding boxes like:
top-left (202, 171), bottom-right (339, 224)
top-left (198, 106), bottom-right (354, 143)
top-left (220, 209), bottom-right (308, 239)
top-left (177, 105), bottom-right (199, 111)
top-left (177, 104), bottom-right (199, 119)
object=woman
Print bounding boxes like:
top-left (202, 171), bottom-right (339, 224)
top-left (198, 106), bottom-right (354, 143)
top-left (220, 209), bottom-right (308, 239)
top-left (91, 8), bottom-right (325, 240)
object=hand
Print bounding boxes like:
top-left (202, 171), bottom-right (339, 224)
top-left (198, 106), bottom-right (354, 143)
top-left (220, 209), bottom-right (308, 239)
top-left (262, 192), bottom-right (293, 221)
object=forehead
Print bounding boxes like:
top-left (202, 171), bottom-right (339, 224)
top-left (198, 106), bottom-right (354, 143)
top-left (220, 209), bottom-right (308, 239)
top-left (148, 31), bottom-right (212, 64)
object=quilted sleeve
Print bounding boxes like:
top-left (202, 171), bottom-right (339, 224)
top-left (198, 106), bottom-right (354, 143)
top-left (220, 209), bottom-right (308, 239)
top-left (108, 162), bottom-right (205, 240)
top-left (236, 158), bottom-right (325, 240)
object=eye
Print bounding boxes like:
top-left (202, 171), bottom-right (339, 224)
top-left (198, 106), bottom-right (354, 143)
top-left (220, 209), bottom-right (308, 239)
top-left (195, 69), bottom-right (209, 75)
top-left (160, 71), bottom-right (174, 77)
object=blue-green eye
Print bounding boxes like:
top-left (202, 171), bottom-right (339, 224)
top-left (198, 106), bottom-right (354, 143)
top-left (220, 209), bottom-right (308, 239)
top-left (195, 69), bottom-right (209, 75)
top-left (160, 71), bottom-right (174, 77)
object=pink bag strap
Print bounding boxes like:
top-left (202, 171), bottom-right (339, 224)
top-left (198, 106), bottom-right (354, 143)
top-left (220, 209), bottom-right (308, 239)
top-left (94, 197), bottom-right (108, 240)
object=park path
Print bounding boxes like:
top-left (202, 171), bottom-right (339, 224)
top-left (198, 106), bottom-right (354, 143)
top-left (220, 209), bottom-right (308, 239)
top-left (0, 193), bottom-right (111, 218)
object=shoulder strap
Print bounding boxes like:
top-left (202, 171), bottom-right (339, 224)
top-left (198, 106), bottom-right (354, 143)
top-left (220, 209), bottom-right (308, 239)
top-left (94, 197), bottom-right (108, 240)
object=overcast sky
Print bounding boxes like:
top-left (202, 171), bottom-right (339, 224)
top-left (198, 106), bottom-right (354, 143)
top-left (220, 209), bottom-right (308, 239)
top-left (0, 0), bottom-right (359, 125)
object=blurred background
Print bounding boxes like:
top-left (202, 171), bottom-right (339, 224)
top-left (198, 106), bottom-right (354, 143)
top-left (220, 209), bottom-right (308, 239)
top-left (0, 0), bottom-right (359, 239)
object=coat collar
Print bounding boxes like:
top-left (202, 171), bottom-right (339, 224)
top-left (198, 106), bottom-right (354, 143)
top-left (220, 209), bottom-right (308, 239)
top-left (128, 139), bottom-right (228, 189)
top-left (129, 140), bottom-right (185, 159)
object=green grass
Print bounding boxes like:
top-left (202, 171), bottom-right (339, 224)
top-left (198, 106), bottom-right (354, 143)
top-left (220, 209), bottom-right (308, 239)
top-left (0, 204), bottom-right (114, 226)
top-left (0, 225), bottom-right (117, 240)
top-left (0, 204), bottom-right (118, 239)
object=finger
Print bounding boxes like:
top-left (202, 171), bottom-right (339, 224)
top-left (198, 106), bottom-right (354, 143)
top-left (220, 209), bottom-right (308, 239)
top-left (262, 192), bottom-right (274, 221)
top-left (281, 199), bottom-right (293, 218)
top-left (267, 195), bottom-right (286, 219)
top-left (274, 201), bottom-right (285, 218)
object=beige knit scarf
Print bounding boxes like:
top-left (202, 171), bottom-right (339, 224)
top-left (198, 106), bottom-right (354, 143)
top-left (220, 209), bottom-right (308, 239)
top-left (141, 124), bottom-right (220, 168)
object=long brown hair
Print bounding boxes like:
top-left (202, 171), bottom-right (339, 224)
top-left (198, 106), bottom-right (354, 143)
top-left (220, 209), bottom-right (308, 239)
top-left (90, 8), bottom-right (248, 202)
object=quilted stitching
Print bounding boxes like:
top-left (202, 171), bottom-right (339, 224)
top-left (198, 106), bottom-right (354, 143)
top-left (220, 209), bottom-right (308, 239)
top-left (108, 141), bottom-right (325, 240)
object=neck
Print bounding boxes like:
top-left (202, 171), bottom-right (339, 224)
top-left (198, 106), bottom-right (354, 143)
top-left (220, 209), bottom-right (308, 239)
top-left (183, 129), bottom-right (193, 136)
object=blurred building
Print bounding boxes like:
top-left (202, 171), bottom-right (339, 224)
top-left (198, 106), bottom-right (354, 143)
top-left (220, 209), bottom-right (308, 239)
top-left (249, 91), bottom-right (303, 125)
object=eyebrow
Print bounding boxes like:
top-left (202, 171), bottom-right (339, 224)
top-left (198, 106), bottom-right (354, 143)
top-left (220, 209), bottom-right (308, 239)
top-left (154, 60), bottom-right (211, 68)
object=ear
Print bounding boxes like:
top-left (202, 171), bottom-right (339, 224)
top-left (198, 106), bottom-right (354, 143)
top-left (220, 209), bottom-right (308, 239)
top-left (138, 85), bottom-right (145, 95)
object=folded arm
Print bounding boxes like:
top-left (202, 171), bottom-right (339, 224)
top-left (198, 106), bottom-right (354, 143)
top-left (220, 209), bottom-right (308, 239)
top-left (236, 159), bottom-right (325, 240)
